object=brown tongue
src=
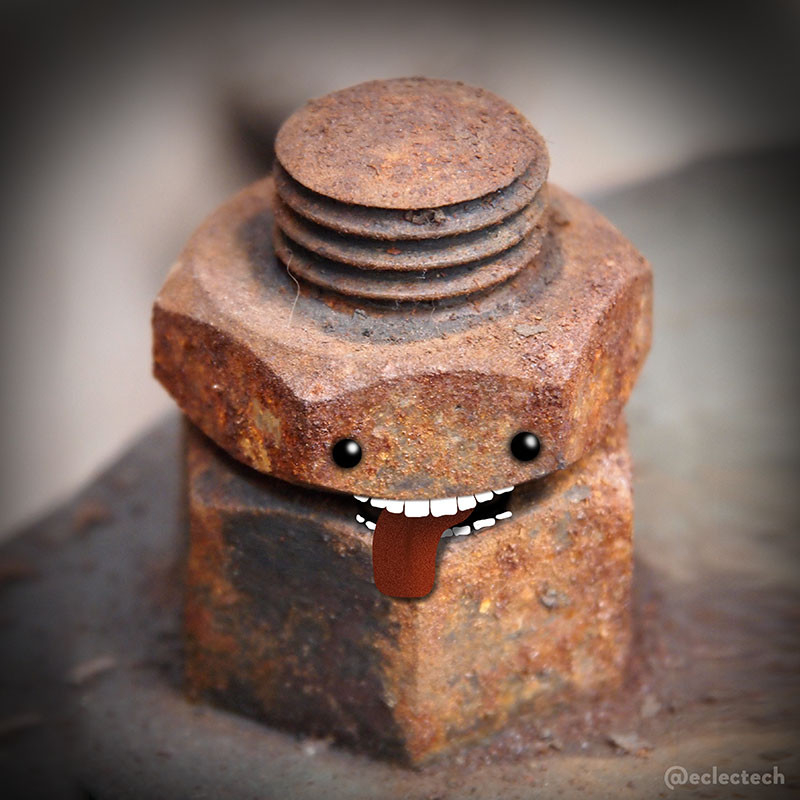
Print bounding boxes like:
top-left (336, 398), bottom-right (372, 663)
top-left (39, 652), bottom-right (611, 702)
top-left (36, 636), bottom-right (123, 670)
top-left (372, 507), bottom-right (473, 598)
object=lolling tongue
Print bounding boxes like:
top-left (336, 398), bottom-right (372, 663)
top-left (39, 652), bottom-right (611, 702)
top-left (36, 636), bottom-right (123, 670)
top-left (372, 506), bottom-right (473, 598)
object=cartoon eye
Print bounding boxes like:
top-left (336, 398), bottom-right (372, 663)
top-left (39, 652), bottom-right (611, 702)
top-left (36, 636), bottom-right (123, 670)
top-left (510, 431), bottom-right (541, 462)
top-left (332, 438), bottom-right (362, 468)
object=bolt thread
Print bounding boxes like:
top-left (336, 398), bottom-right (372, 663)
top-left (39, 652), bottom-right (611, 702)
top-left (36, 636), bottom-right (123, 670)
top-left (271, 161), bottom-right (550, 303)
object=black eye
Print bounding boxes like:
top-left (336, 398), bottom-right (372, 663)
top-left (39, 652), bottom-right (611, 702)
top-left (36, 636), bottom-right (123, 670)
top-left (332, 438), bottom-right (362, 468)
top-left (510, 432), bottom-right (541, 462)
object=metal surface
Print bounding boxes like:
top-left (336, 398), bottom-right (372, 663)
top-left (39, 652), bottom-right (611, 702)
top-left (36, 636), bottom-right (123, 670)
top-left (274, 78), bottom-right (547, 209)
top-left (149, 78), bottom-right (652, 765)
top-left (268, 79), bottom-right (553, 305)
top-left (271, 202), bottom-right (550, 302)
top-left (184, 418), bottom-right (633, 764)
top-left (269, 183), bottom-right (548, 271)
top-left (152, 180), bottom-right (651, 499)
top-left (272, 161), bottom-right (545, 241)
top-left (153, 79), bottom-right (651, 500)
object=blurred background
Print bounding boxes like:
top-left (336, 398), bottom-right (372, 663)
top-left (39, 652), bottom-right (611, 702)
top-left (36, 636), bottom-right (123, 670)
top-left (1, 0), bottom-right (799, 537)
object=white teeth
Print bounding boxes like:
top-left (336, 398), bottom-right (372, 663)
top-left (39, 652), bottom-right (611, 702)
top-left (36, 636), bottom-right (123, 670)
top-left (430, 497), bottom-right (458, 517)
top-left (404, 499), bottom-right (430, 518)
top-left (441, 529), bottom-right (453, 537)
top-left (355, 485), bottom-right (514, 527)
top-left (457, 494), bottom-right (477, 511)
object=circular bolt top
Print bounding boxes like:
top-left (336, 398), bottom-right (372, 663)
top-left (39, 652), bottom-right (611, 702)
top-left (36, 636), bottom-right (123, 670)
top-left (332, 438), bottom-right (362, 468)
top-left (510, 432), bottom-right (541, 462)
top-left (275, 77), bottom-right (548, 210)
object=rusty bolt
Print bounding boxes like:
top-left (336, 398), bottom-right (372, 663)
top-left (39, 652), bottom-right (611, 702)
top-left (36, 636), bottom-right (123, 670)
top-left (153, 77), bottom-right (652, 762)
top-left (153, 77), bottom-right (651, 502)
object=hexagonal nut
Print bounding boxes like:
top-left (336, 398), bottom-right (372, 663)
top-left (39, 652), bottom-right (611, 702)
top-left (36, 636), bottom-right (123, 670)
top-left (153, 180), bottom-right (651, 499)
top-left (183, 416), bottom-right (633, 764)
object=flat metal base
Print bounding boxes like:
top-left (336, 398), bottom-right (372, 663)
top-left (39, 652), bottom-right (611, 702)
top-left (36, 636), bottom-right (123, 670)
top-left (2, 149), bottom-right (798, 798)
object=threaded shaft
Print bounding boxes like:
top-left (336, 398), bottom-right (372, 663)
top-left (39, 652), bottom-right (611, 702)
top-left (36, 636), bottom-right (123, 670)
top-left (271, 78), bottom-right (550, 303)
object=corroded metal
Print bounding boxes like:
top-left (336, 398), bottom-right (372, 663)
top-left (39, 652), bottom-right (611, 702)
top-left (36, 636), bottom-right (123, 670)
top-left (272, 160), bottom-right (545, 240)
top-left (268, 80), bottom-right (552, 304)
top-left (274, 78), bottom-right (547, 209)
top-left (152, 181), bottom-right (650, 498)
top-left (271, 195), bottom-right (550, 302)
top-left (184, 418), bottom-right (634, 764)
top-left (152, 77), bottom-right (652, 764)
top-left (270, 183), bottom-right (548, 271)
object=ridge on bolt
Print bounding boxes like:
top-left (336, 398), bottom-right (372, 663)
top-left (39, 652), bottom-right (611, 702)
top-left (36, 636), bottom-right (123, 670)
top-left (271, 78), bottom-right (551, 302)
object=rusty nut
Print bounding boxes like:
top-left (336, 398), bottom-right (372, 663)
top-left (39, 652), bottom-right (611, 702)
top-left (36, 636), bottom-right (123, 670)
top-left (153, 80), bottom-right (651, 500)
top-left (184, 417), bottom-right (634, 764)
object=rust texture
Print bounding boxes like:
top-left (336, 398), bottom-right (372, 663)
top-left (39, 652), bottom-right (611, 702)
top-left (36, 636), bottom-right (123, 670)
top-left (270, 182), bottom-right (548, 271)
top-left (153, 180), bottom-right (651, 499)
top-left (268, 79), bottom-right (551, 304)
top-left (274, 78), bottom-right (547, 209)
top-left (184, 418), bottom-right (633, 765)
top-left (270, 193), bottom-right (550, 302)
top-left (152, 77), bottom-right (653, 763)
top-left (272, 160), bottom-right (543, 241)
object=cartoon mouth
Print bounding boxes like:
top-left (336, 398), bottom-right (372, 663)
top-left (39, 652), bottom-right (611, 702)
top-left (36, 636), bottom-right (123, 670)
top-left (353, 487), bottom-right (515, 599)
